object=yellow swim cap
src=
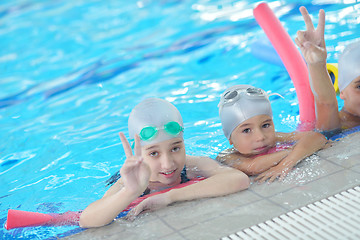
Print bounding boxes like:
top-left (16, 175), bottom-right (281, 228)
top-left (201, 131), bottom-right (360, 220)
top-left (327, 63), bottom-right (339, 93)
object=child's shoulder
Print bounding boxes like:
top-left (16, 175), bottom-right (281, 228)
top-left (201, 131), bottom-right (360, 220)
top-left (275, 131), bottom-right (310, 141)
top-left (219, 147), bottom-right (238, 155)
top-left (216, 147), bottom-right (242, 163)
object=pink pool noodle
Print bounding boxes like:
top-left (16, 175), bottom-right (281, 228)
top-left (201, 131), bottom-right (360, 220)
top-left (4, 210), bottom-right (80, 230)
top-left (5, 177), bottom-right (205, 230)
top-left (253, 3), bottom-right (315, 129)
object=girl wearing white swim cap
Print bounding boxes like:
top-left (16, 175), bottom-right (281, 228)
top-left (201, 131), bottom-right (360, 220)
top-left (296, 6), bottom-right (360, 131)
top-left (217, 85), bottom-right (327, 183)
top-left (80, 98), bottom-right (249, 228)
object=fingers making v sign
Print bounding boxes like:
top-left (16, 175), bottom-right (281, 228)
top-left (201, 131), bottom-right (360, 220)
top-left (295, 6), bottom-right (327, 64)
top-left (119, 132), bottom-right (151, 197)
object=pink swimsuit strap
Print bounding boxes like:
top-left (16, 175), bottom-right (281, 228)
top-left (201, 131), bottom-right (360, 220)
top-left (255, 142), bottom-right (293, 157)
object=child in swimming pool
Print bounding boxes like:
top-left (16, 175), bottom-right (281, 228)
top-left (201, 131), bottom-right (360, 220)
top-left (216, 85), bottom-right (327, 183)
top-left (295, 6), bottom-right (360, 131)
top-left (79, 98), bottom-right (249, 228)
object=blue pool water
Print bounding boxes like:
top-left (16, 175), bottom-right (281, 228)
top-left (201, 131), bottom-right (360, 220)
top-left (1, 0), bottom-right (359, 239)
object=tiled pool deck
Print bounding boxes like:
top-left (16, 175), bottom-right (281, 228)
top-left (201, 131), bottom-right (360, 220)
top-left (65, 132), bottom-right (360, 240)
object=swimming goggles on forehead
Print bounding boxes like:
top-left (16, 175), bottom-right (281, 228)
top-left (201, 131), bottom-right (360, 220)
top-left (220, 87), bottom-right (267, 105)
top-left (139, 121), bottom-right (184, 141)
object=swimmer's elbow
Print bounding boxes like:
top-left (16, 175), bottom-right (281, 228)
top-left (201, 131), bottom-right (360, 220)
top-left (315, 95), bottom-right (338, 106)
top-left (79, 218), bottom-right (91, 228)
top-left (232, 170), bottom-right (251, 191)
top-left (308, 131), bottom-right (327, 146)
top-left (78, 217), bottom-right (94, 228)
top-left (79, 213), bottom-right (108, 228)
top-left (239, 173), bottom-right (251, 190)
top-left (243, 162), bottom-right (264, 175)
top-left (315, 100), bottom-right (339, 116)
top-left (315, 132), bottom-right (328, 148)
top-left (79, 220), bottom-right (104, 229)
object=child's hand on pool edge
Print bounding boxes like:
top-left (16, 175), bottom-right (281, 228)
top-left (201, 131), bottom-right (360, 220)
top-left (119, 132), bottom-right (151, 197)
top-left (125, 193), bottom-right (172, 221)
top-left (295, 6), bottom-right (327, 64)
top-left (254, 162), bottom-right (292, 183)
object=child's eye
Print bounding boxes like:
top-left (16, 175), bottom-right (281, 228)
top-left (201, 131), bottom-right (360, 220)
top-left (149, 151), bottom-right (159, 157)
top-left (242, 128), bottom-right (251, 133)
top-left (172, 146), bottom-right (180, 152)
top-left (262, 123), bottom-right (271, 128)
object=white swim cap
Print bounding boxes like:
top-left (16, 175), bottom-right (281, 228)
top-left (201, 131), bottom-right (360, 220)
top-left (218, 85), bottom-right (273, 139)
top-left (128, 98), bottom-right (184, 146)
top-left (338, 40), bottom-right (360, 92)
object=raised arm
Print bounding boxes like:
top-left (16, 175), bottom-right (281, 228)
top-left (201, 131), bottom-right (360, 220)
top-left (295, 6), bottom-right (340, 130)
top-left (255, 131), bottom-right (327, 183)
top-left (79, 133), bottom-right (150, 228)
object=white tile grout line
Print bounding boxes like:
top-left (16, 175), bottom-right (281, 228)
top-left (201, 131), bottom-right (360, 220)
top-left (221, 185), bottom-right (360, 240)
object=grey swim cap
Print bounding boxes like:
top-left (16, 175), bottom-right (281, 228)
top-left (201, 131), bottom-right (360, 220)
top-left (128, 98), bottom-right (184, 146)
top-left (338, 40), bottom-right (360, 92)
top-left (218, 85), bottom-right (273, 139)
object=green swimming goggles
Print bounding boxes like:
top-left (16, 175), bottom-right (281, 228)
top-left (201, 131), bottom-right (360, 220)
top-left (139, 121), bottom-right (184, 141)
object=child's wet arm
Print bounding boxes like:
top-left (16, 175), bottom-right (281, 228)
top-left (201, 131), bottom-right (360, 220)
top-left (307, 63), bottom-right (341, 130)
top-left (216, 153), bottom-right (250, 173)
top-left (79, 184), bottom-right (140, 228)
top-left (166, 168), bottom-right (249, 204)
top-left (248, 150), bottom-right (291, 175)
top-left (277, 132), bottom-right (327, 169)
top-left (217, 149), bottom-right (290, 175)
top-left (167, 156), bottom-right (249, 203)
top-left (308, 63), bottom-right (338, 105)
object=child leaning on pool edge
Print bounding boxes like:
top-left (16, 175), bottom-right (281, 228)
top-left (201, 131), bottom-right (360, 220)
top-left (79, 98), bottom-right (250, 228)
top-left (295, 6), bottom-right (360, 131)
top-left (216, 85), bottom-right (327, 183)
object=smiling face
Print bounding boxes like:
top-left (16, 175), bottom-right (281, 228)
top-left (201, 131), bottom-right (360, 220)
top-left (141, 137), bottom-right (186, 186)
top-left (340, 76), bottom-right (360, 117)
top-left (229, 114), bottom-right (276, 156)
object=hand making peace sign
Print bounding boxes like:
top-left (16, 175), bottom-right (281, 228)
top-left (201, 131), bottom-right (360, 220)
top-left (295, 6), bottom-right (327, 64)
top-left (119, 132), bottom-right (151, 197)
